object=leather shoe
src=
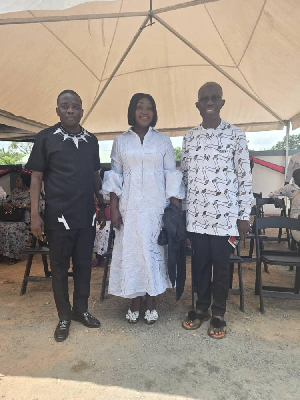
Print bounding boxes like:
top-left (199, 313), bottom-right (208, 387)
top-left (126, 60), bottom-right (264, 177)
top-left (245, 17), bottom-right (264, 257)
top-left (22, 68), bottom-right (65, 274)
top-left (72, 311), bottom-right (100, 328)
top-left (54, 320), bottom-right (71, 342)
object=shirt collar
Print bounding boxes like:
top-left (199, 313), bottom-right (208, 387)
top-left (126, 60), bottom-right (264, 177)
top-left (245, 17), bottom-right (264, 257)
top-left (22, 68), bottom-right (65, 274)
top-left (199, 119), bottom-right (228, 131)
top-left (126, 126), bottom-right (154, 135)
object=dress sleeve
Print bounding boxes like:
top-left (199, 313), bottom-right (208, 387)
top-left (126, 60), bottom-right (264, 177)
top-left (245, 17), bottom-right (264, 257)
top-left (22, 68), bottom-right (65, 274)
top-left (234, 129), bottom-right (253, 220)
top-left (163, 135), bottom-right (185, 200)
top-left (100, 136), bottom-right (123, 199)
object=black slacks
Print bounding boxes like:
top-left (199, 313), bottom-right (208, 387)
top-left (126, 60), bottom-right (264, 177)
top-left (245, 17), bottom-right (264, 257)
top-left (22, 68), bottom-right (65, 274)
top-left (190, 232), bottom-right (231, 317)
top-left (47, 226), bottom-right (95, 321)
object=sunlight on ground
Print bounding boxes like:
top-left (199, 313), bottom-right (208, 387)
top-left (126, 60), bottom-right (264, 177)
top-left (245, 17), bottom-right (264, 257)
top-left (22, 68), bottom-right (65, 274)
top-left (0, 375), bottom-right (194, 400)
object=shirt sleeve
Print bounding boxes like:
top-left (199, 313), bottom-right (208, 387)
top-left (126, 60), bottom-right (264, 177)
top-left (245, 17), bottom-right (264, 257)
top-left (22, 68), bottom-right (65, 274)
top-left (181, 133), bottom-right (188, 210)
top-left (94, 138), bottom-right (101, 171)
top-left (285, 157), bottom-right (295, 183)
top-left (234, 129), bottom-right (253, 220)
top-left (270, 185), bottom-right (293, 199)
top-left (25, 132), bottom-right (47, 172)
top-left (100, 136), bottom-right (123, 198)
top-left (163, 135), bottom-right (185, 200)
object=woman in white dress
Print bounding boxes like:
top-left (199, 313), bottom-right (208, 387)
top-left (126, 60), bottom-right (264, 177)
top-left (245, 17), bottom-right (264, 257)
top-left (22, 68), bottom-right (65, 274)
top-left (101, 93), bottom-right (184, 324)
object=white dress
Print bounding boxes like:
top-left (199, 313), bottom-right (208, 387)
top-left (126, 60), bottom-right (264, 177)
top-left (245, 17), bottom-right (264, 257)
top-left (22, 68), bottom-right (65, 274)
top-left (101, 127), bottom-right (185, 298)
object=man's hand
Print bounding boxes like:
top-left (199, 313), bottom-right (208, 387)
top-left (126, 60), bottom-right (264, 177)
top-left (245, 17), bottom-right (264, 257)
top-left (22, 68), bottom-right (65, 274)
top-left (98, 208), bottom-right (106, 230)
top-left (31, 214), bottom-right (44, 241)
top-left (237, 219), bottom-right (250, 241)
top-left (110, 206), bottom-right (123, 230)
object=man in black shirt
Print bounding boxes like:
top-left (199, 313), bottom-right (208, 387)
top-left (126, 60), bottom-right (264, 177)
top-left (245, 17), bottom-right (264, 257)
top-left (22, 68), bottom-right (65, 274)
top-left (26, 90), bottom-right (106, 342)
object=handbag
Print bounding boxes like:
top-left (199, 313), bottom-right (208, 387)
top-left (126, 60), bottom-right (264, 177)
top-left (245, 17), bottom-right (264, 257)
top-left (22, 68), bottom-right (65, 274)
top-left (0, 206), bottom-right (25, 222)
top-left (158, 227), bottom-right (168, 246)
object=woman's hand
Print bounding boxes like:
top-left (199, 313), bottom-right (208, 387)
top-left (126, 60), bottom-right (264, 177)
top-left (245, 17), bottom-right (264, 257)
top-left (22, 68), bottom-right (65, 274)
top-left (98, 208), bottom-right (106, 230)
top-left (110, 206), bottom-right (123, 230)
top-left (3, 203), bottom-right (13, 213)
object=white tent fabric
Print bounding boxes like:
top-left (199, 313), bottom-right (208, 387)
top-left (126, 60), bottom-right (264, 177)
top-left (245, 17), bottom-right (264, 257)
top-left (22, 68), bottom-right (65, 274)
top-left (0, 0), bottom-right (300, 141)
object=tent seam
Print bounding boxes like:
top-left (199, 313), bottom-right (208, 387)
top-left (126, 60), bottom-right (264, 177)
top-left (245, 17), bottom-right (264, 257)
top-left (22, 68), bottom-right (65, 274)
top-left (237, 0), bottom-right (267, 67)
top-left (28, 11), bottom-right (101, 83)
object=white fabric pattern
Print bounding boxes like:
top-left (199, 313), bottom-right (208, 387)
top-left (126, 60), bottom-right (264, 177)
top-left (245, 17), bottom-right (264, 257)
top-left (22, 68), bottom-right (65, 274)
top-left (181, 120), bottom-right (253, 236)
top-left (270, 183), bottom-right (300, 242)
top-left (93, 221), bottom-right (111, 256)
top-left (101, 127), bottom-right (185, 299)
top-left (285, 152), bottom-right (300, 183)
top-left (53, 126), bottom-right (90, 149)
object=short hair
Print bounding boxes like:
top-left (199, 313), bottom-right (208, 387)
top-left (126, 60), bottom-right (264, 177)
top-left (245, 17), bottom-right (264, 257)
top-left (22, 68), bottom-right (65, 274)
top-left (57, 90), bottom-right (82, 105)
top-left (198, 82), bottom-right (223, 98)
top-left (293, 168), bottom-right (300, 180)
top-left (127, 93), bottom-right (158, 127)
top-left (20, 172), bottom-right (31, 188)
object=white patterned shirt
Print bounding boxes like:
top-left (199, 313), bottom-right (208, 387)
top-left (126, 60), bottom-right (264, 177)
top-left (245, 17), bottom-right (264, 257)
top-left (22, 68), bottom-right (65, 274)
top-left (181, 120), bottom-right (253, 236)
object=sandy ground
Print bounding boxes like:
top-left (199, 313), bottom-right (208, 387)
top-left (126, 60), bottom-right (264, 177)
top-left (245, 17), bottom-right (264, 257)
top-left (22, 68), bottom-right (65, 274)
top-left (0, 231), bottom-right (300, 400)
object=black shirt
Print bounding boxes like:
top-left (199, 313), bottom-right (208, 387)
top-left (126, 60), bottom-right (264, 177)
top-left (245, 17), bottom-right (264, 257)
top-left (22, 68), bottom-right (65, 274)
top-left (26, 123), bottom-right (101, 230)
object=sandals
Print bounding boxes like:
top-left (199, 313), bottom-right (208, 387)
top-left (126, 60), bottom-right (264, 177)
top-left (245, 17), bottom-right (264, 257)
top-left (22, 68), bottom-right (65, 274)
top-left (207, 317), bottom-right (227, 339)
top-left (125, 309), bottom-right (139, 324)
top-left (144, 309), bottom-right (158, 324)
top-left (182, 310), bottom-right (210, 330)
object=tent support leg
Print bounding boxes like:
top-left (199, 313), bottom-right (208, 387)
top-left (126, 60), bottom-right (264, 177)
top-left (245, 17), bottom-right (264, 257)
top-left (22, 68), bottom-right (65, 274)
top-left (153, 14), bottom-right (284, 125)
top-left (83, 15), bottom-right (150, 124)
top-left (285, 120), bottom-right (291, 182)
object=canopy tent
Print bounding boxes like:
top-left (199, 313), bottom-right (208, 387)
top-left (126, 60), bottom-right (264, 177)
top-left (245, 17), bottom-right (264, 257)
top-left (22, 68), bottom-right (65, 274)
top-left (0, 0), bottom-right (299, 148)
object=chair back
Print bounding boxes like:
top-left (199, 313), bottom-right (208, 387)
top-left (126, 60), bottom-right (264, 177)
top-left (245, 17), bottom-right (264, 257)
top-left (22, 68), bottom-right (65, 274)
top-left (255, 197), bottom-right (287, 217)
top-left (254, 215), bottom-right (300, 232)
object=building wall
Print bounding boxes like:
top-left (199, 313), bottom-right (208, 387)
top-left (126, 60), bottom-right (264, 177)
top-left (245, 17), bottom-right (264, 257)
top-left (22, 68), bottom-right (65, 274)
top-left (250, 150), bottom-right (300, 215)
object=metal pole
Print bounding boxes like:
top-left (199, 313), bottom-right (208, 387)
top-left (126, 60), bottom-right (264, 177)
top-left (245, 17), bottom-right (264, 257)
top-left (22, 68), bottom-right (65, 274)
top-left (153, 14), bottom-right (284, 125)
top-left (285, 120), bottom-right (291, 182)
top-left (82, 15), bottom-right (150, 124)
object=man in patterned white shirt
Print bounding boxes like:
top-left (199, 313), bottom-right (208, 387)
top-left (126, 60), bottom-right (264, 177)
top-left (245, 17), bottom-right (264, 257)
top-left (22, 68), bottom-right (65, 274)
top-left (181, 82), bottom-right (253, 338)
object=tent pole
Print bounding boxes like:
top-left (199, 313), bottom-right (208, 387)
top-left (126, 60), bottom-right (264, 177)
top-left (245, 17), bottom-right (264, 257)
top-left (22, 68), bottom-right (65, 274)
top-left (285, 120), bottom-right (291, 182)
top-left (153, 15), bottom-right (284, 125)
top-left (82, 15), bottom-right (150, 124)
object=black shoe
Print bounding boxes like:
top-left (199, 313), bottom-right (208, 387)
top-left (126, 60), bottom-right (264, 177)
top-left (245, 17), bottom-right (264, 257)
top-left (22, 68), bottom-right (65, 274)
top-left (54, 320), bottom-right (71, 342)
top-left (72, 311), bottom-right (100, 328)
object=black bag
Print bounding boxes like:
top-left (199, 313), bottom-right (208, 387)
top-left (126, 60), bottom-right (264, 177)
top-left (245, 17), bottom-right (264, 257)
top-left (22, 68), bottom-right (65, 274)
top-left (0, 207), bottom-right (25, 222)
top-left (158, 227), bottom-right (168, 246)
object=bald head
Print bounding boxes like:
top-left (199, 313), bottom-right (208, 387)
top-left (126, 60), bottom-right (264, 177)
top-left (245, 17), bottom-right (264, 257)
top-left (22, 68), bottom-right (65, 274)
top-left (196, 82), bottom-right (225, 128)
top-left (198, 82), bottom-right (223, 99)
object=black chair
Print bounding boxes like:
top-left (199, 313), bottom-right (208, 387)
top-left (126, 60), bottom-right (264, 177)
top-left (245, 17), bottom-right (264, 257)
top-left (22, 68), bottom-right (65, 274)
top-left (100, 223), bottom-right (115, 301)
top-left (254, 216), bottom-right (300, 313)
top-left (20, 235), bottom-right (51, 295)
top-left (256, 197), bottom-right (290, 245)
top-left (20, 234), bottom-right (73, 295)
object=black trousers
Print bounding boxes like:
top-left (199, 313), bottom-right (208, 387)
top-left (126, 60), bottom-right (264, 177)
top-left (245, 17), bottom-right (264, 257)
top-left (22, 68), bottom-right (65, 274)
top-left (47, 226), bottom-right (96, 321)
top-left (190, 233), bottom-right (231, 317)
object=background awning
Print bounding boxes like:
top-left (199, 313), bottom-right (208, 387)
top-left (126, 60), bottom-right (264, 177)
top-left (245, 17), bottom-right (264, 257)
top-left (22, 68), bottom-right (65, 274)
top-left (0, 0), bottom-right (299, 140)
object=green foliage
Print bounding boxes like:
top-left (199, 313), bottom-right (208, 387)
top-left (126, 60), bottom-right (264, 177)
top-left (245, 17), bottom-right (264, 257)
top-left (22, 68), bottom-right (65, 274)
top-left (174, 146), bottom-right (182, 162)
top-left (271, 134), bottom-right (300, 150)
top-left (0, 142), bottom-right (33, 165)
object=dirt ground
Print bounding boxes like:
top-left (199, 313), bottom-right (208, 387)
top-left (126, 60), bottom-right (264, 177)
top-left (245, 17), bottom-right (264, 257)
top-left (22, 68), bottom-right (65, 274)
top-left (0, 229), bottom-right (300, 400)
